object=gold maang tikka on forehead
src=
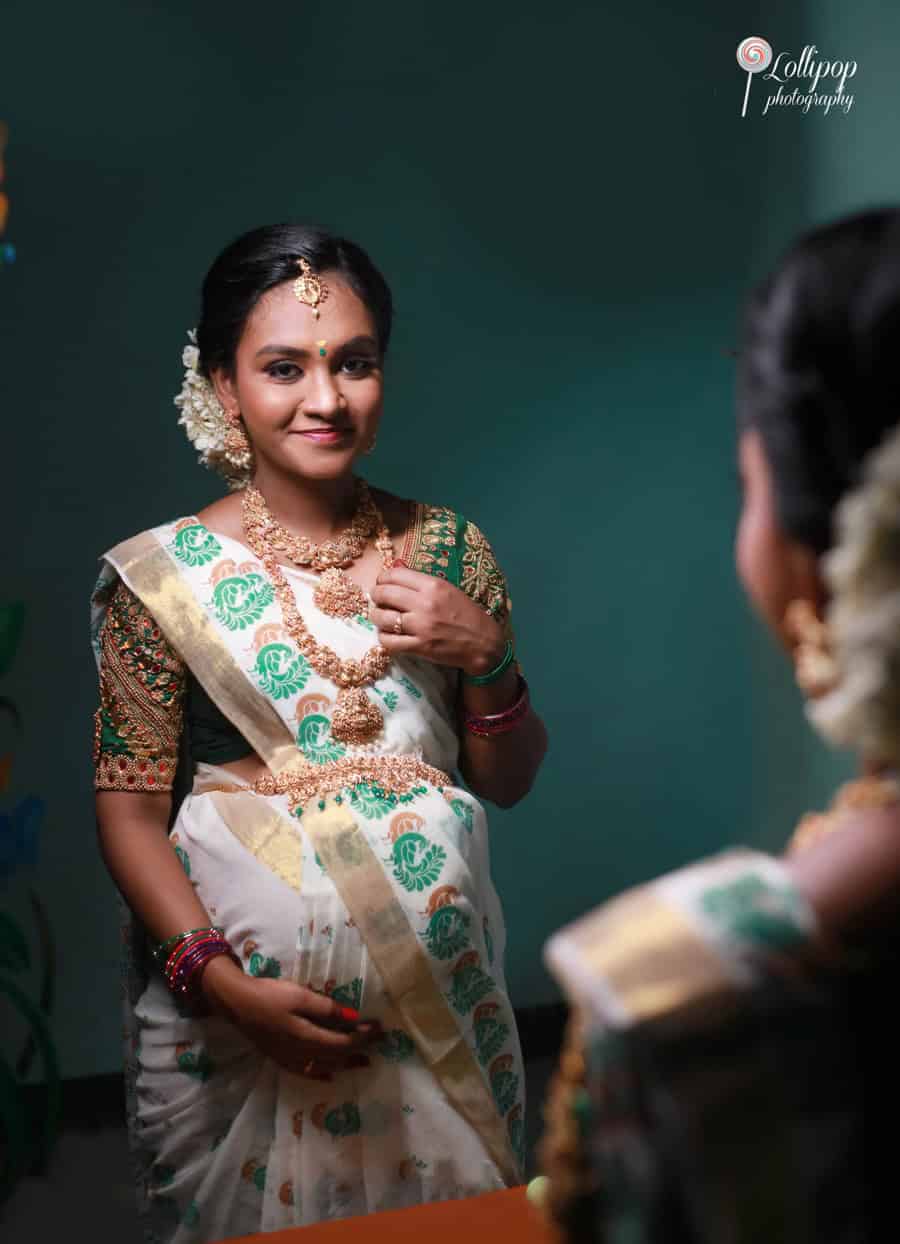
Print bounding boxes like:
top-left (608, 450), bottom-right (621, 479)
top-left (293, 257), bottom-right (329, 319)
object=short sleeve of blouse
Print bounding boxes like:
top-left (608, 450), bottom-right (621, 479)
top-left (458, 517), bottom-right (514, 640)
top-left (93, 580), bottom-right (186, 792)
top-left (395, 501), bottom-right (520, 660)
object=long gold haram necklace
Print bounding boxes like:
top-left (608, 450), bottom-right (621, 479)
top-left (240, 482), bottom-right (395, 744)
top-left (243, 479), bottom-right (378, 620)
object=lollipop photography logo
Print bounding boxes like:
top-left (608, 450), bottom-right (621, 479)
top-left (736, 37), bottom-right (857, 118)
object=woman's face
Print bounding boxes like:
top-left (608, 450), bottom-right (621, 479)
top-left (735, 426), bottom-right (824, 646)
top-left (213, 274), bottom-right (383, 482)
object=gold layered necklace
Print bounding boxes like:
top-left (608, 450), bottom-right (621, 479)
top-left (243, 479), bottom-right (380, 620)
top-left (240, 481), bottom-right (395, 744)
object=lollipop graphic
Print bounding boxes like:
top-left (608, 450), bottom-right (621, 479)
top-left (736, 37), bottom-right (773, 118)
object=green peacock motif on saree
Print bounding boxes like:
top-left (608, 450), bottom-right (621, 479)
top-left (329, 978), bottom-right (363, 1010)
top-left (449, 798), bottom-right (474, 833)
top-left (374, 687), bottom-right (399, 712)
top-left (699, 874), bottom-right (807, 951)
top-left (323, 1103), bottom-right (362, 1139)
top-left (390, 831), bottom-right (447, 892)
top-left (349, 782), bottom-right (396, 820)
top-left (176, 1045), bottom-right (215, 1082)
top-left (170, 524), bottom-right (222, 568)
top-left (489, 1055), bottom-right (520, 1116)
top-left (296, 714), bottom-right (346, 764)
top-left (422, 904), bottom-right (471, 960)
top-left (507, 1105), bottom-right (525, 1169)
top-left (447, 951), bottom-right (494, 1014)
top-left (253, 643), bottom-right (310, 700)
top-left (374, 1029), bottom-right (416, 1062)
top-left (212, 572), bottom-right (274, 632)
top-left (247, 952), bottom-right (281, 979)
top-left (473, 1002), bottom-right (509, 1066)
top-left (397, 674), bottom-right (422, 700)
top-left (241, 1159), bottom-right (267, 1191)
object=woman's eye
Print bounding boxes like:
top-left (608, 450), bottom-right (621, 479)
top-left (341, 356), bottom-right (376, 376)
top-left (267, 361), bottom-right (302, 380)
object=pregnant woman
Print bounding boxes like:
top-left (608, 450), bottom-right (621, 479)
top-left (92, 223), bottom-right (547, 1242)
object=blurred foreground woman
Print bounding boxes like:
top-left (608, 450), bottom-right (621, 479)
top-left (538, 208), bottom-right (900, 1243)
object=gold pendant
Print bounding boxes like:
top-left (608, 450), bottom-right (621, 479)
top-left (331, 687), bottom-right (383, 743)
top-left (313, 568), bottom-right (369, 620)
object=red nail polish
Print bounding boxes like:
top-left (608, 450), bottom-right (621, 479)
top-left (339, 1006), bottom-right (360, 1022)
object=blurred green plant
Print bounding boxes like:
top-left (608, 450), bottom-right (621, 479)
top-left (0, 602), bottom-right (59, 1204)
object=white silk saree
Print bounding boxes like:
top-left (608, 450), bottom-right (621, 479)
top-left (92, 517), bottom-right (525, 1244)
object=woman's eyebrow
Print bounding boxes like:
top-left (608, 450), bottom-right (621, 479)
top-left (254, 343), bottom-right (310, 359)
top-left (334, 335), bottom-right (379, 353)
top-left (254, 335), bottom-right (379, 360)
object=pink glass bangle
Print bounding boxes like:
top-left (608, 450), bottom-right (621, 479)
top-left (169, 942), bottom-right (241, 1001)
top-left (462, 675), bottom-right (530, 737)
top-left (153, 925), bottom-right (223, 965)
top-left (161, 930), bottom-right (239, 996)
top-left (169, 938), bottom-right (224, 983)
top-left (165, 930), bottom-right (226, 979)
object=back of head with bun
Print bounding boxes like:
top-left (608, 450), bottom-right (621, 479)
top-left (737, 207), bottom-right (900, 553)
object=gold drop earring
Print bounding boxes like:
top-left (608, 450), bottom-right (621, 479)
top-left (784, 599), bottom-right (839, 699)
top-left (223, 408), bottom-right (253, 470)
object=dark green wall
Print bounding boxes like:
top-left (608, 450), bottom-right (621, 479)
top-left (3, 1), bottom-right (887, 1077)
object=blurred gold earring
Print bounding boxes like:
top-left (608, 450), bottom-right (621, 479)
top-left (223, 409), bottom-right (253, 470)
top-left (784, 599), bottom-right (839, 699)
top-left (364, 435), bottom-right (377, 456)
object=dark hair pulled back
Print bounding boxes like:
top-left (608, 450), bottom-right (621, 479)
top-left (737, 207), bottom-right (900, 553)
top-left (195, 224), bottom-right (393, 377)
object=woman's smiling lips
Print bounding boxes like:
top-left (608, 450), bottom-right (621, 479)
top-left (294, 427), bottom-right (350, 445)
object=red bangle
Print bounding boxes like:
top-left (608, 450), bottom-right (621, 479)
top-left (170, 942), bottom-right (241, 1001)
top-left (164, 930), bottom-right (224, 978)
top-left (462, 675), bottom-right (530, 737)
top-left (160, 928), bottom-right (241, 1000)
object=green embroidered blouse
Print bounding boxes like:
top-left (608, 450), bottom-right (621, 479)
top-left (94, 502), bottom-right (514, 794)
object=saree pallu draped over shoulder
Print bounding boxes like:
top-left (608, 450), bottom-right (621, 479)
top-left (541, 851), bottom-right (870, 1244)
top-left (95, 517), bottom-right (524, 1244)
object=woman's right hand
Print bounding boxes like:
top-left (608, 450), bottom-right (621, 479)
top-left (201, 955), bottom-right (382, 1080)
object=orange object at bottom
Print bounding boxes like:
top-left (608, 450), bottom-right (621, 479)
top-left (226, 1186), bottom-right (555, 1244)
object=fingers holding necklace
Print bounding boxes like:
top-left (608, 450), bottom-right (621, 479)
top-left (372, 615), bottom-right (421, 654)
top-left (368, 578), bottom-right (419, 639)
top-left (369, 579), bottom-right (420, 614)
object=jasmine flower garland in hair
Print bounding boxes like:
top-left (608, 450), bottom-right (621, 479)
top-left (173, 329), bottom-right (251, 489)
top-left (810, 421), bottom-right (900, 768)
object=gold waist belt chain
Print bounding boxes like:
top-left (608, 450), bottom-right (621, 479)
top-left (252, 755), bottom-right (453, 815)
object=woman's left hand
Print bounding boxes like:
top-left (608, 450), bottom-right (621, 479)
top-left (369, 561), bottom-right (506, 679)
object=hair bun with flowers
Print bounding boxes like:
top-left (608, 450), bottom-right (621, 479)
top-left (809, 420), bottom-right (900, 769)
top-left (174, 329), bottom-right (252, 489)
